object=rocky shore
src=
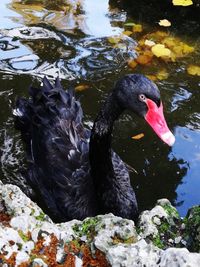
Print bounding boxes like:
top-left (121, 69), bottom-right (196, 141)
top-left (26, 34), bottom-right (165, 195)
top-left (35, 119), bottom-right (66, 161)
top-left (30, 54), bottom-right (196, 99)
top-left (0, 181), bottom-right (200, 266)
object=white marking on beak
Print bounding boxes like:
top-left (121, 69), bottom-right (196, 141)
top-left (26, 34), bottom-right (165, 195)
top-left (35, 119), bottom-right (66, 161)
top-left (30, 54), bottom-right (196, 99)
top-left (161, 131), bottom-right (175, 146)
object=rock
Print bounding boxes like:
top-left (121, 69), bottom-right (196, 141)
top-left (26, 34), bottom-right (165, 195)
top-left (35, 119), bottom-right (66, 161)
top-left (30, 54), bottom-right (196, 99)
top-left (138, 198), bottom-right (182, 249)
top-left (93, 214), bottom-right (138, 254)
top-left (0, 182), bottom-right (200, 266)
top-left (31, 258), bottom-right (48, 267)
top-left (107, 239), bottom-right (161, 267)
top-left (75, 256), bottom-right (83, 267)
top-left (160, 247), bottom-right (200, 267)
top-left (139, 204), bottom-right (168, 238)
top-left (0, 181), bottom-right (51, 222)
top-left (183, 205), bottom-right (200, 252)
top-left (15, 251), bottom-right (29, 266)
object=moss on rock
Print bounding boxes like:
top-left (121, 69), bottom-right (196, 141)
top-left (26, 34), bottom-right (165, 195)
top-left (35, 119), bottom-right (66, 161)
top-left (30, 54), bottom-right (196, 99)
top-left (183, 206), bottom-right (200, 252)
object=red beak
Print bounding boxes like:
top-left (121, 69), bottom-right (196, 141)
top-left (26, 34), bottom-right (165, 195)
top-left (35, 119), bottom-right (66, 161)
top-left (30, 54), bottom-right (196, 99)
top-left (145, 99), bottom-right (175, 146)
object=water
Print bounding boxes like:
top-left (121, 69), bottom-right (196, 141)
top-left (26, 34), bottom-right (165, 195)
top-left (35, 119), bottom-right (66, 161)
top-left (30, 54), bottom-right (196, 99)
top-left (0, 0), bottom-right (200, 217)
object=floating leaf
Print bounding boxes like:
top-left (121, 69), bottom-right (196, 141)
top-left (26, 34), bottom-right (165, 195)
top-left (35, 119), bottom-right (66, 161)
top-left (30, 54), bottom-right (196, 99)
top-left (123, 30), bottom-right (133, 36)
top-left (144, 39), bottom-right (156, 47)
top-left (128, 59), bottom-right (138, 69)
top-left (172, 0), bottom-right (193, 6)
top-left (136, 54), bottom-right (153, 65)
top-left (151, 44), bottom-right (171, 58)
top-left (133, 24), bottom-right (143, 33)
top-left (132, 133), bottom-right (144, 140)
top-left (162, 37), bottom-right (194, 58)
top-left (156, 69), bottom-right (169, 80)
top-left (146, 75), bottom-right (157, 81)
top-left (107, 36), bottom-right (121, 44)
top-left (187, 65), bottom-right (200, 76)
top-left (75, 84), bottom-right (90, 91)
top-left (158, 19), bottom-right (171, 27)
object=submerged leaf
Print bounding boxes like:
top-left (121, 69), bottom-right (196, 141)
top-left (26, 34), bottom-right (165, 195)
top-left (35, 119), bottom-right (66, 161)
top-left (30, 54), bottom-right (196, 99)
top-left (156, 69), bottom-right (169, 80)
top-left (107, 36), bottom-right (121, 44)
top-left (132, 133), bottom-right (144, 140)
top-left (128, 59), bottom-right (138, 69)
top-left (75, 84), bottom-right (90, 91)
top-left (123, 30), bottom-right (133, 36)
top-left (136, 54), bottom-right (153, 65)
top-left (133, 24), bottom-right (143, 33)
top-left (187, 65), bottom-right (200, 76)
top-left (146, 75), bottom-right (157, 81)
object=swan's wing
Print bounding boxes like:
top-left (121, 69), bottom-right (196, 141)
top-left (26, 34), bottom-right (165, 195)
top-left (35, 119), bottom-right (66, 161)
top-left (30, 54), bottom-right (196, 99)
top-left (14, 77), bottom-right (96, 221)
top-left (111, 151), bottom-right (138, 219)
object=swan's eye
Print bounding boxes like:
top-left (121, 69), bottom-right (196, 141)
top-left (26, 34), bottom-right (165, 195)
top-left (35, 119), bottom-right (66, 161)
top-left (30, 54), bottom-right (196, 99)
top-left (139, 94), bottom-right (146, 102)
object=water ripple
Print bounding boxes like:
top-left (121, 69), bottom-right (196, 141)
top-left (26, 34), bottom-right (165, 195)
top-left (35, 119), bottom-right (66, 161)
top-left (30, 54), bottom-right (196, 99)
top-left (171, 87), bottom-right (192, 112)
top-left (0, 26), bottom-right (136, 80)
top-left (0, 26), bottom-right (63, 41)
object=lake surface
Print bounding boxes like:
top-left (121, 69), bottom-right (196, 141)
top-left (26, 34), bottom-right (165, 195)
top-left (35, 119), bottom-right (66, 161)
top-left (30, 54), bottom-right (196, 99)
top-left (0, 0), bottom-right (200, 218)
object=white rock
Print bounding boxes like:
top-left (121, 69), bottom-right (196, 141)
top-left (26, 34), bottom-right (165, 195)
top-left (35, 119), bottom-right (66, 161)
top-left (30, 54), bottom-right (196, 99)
top-left (174, 236), bottom-right (182, 244)
top-left (157, 199), bottom-right (171, 206)
top-left (107, 239), bottom-right (161, 267)
top-left (139, 205), bottom-right (168, 238)
top-left (75, 256), bottom-right (83, 267)
top-left (32, 258), bottom-right (48, 267)
top-left (153, 216), bottom-right (161, 225)
top-left (94, 213), bottom-right (137, 254)
top-left (4, 244), bottom-right (19, 259)
top-left (160, 248), bottom-right (200, 267)
top-left (22, 241), bottom-right (35, 254)
top-left (0, 183), bottom-right (46, 220)
top-left (15, 251), bottom-right (29, 266)
top-left (0, 228), bottom-right (23, 244)
top-left (57, 219), bottom-right (79, 241)
top-left (42, 233), bottom-right (51, 246)
top-left (10, 214), bottom-right (38, 233)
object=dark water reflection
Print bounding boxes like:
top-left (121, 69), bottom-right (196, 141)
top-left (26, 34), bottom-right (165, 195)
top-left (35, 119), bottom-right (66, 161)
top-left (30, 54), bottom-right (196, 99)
top-left (0, 0), bottom-right (200, 218)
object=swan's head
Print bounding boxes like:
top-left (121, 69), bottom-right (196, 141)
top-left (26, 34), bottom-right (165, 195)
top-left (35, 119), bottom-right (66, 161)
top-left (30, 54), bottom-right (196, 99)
top-left (114, 74), bottom-right (175, 146)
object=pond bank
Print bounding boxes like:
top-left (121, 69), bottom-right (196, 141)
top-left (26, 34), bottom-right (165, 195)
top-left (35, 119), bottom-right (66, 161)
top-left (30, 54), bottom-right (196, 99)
top-left (0, 181), bottom-right (200, 266)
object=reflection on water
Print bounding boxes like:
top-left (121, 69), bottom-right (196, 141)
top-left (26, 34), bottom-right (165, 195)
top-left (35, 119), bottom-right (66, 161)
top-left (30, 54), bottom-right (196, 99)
top-left (171, 126), bottom-right (200, 215)
top-left (0, 0), bottom-right (200, 217)
top-left (83, 0), bottom-right (123, 36)
top-left (0, 24), bottom-right (136, 79)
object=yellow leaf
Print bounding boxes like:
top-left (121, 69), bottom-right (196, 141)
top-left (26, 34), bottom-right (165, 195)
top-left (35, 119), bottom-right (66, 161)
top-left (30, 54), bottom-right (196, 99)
top-left (136, 54), bottom-right (153, 65)
top-left (132, 133), bottom-right (144, 140)
top-left (133, 24), bottom-right (143, 33)
top-left (187, 65), bottom-right (200, 76)
top-left (128, 59), bottom-right (138, 69)
top-left (123, 30), bottom-right (133, 36)
top-left (158, 19), bottom-right (171, 27)
top-left (172, 0), bottom-right (193, 6)
top-left (162, 37), bottom-right (194, 58)
top-left (107, 36), bottom-right (121, 44)
top-left (151, 44), bottom-right (171, 58)
top-left (156, 69), bottom-right (169, 80)
top-left (75, 84), bottom-right (90, 91)
top-left (114, 43), bottom-right (127, 50)
top-left (146, 75), bottom-right (157, 81)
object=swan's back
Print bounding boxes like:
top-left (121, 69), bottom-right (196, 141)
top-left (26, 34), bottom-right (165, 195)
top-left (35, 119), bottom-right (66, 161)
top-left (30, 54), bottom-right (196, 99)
top-left (14, 77), bottom-right (96, 221)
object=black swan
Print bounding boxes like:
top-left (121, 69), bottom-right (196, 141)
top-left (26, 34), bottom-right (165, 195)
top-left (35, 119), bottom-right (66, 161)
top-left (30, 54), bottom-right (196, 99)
top-left (14, 74), bottom-right (175, 222)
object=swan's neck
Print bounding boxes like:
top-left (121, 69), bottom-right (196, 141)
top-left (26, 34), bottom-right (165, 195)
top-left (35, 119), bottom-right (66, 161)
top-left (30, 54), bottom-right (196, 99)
top-left (89, 92), bottom-right (123, 196)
